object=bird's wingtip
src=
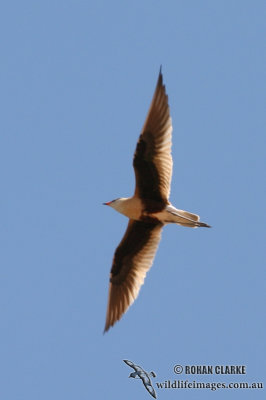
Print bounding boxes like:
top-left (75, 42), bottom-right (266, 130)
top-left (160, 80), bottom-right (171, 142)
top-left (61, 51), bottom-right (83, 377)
top-left (200, 222), bottom-right (212, 228)
top-left (157, 65), bottom-right (163, 85)
top-left (103, 318), bottom-right (115, 333)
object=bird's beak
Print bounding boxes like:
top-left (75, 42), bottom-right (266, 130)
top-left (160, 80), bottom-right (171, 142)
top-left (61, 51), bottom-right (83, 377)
top-left (103, 202), bottom-right (111, 206)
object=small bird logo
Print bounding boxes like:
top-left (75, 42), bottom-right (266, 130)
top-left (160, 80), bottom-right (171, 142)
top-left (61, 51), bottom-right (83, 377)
top-left (123, 359), bottom-right (157, 398)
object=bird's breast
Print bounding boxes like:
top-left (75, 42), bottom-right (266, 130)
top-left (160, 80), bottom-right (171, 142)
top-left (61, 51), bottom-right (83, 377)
top-left (117, 197), bottom-right (143, 220)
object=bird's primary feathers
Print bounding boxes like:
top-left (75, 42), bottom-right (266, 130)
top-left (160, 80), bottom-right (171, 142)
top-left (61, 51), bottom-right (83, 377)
top-left (104, 68), bottom-right (210, 332)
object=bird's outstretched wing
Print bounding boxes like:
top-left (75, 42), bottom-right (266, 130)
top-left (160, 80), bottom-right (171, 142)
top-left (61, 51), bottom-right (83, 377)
top-left (123, 359), bottom-right (144, 373)
top-left (104, 220), bottom-right (162, 332)
top-left (133, 69), bottom-right (173, 210)
top-left (145, 384), bottom-right (157, 399)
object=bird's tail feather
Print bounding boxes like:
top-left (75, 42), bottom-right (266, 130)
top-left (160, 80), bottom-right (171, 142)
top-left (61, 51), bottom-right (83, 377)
top-left (166, 206), bottom-right (211, 228)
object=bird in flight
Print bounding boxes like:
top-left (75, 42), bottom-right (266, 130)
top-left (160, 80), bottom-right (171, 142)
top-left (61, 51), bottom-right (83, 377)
top-left (104, 68), bottom-right (210, 332)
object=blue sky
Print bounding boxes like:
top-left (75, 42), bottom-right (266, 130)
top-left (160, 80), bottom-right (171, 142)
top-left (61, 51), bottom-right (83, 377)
top-left (0, 1), bottom-right (265, 399)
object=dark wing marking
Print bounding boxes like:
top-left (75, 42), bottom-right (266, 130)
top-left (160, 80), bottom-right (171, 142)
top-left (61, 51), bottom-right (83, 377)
top-left (133, 69), bottom-right (173, 210)
top-left (104, 220), bottom-right (162, 332)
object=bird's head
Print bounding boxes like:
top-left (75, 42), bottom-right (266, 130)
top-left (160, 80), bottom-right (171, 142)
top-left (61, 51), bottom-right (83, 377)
top-left (103, 198), bottom-right (126, 212)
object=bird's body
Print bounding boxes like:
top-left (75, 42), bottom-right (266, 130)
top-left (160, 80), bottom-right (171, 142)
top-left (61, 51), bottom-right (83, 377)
top-left (104, 69), bottom-right (210, 332)
top-left (107, 197), bottom-right (209, 227)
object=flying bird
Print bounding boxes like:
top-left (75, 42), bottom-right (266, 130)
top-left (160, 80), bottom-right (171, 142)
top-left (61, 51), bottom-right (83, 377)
top-left (104, 68), bottom-right (210, 332)
top-left (123, 359), bottom-right (157, 398)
